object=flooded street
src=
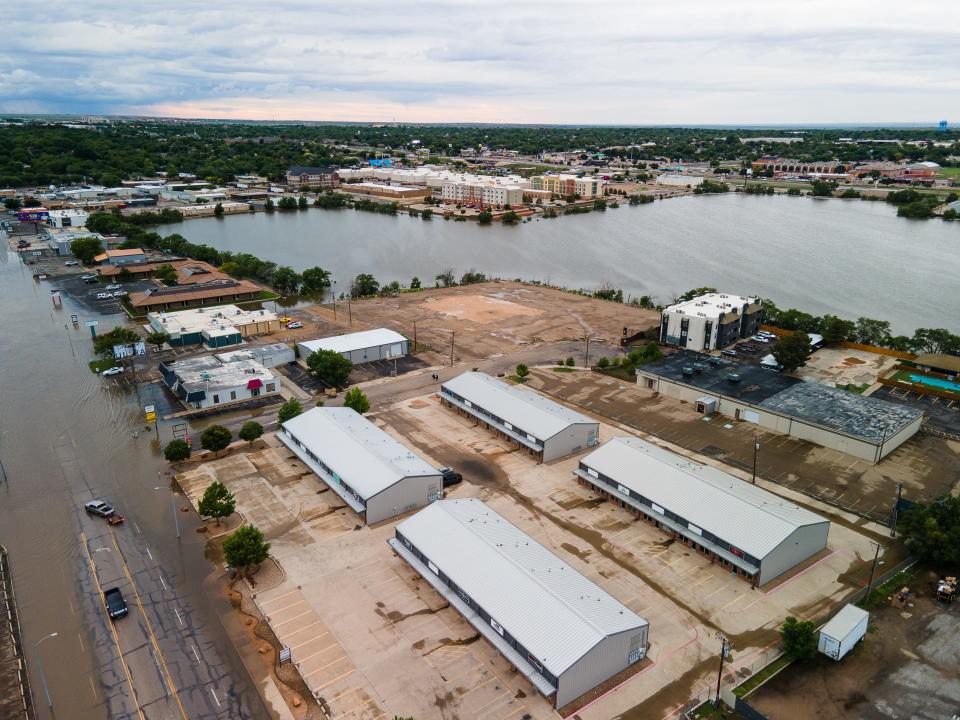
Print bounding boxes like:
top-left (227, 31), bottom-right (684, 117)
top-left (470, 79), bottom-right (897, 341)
top-left (0, 246), bottom-right (272, 718)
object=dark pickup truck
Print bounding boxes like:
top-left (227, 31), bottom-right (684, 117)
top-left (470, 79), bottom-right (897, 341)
top-left (103, 587), bottom-right (128, 620)
top-left (439, 466), bottom-right (462, 487)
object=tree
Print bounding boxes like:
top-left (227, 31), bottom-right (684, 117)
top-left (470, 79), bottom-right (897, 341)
top-left (200, 425), bottom-right (233, 453)
top-left (515, 363), bottom-right (530, 380)
top-left (477, 209), bottom-right (493, 224)
top-left (780, 616), bottom-right (818, 661)
top-left (272, 266), bottom-right (301, 294)
top-left (214, 202), bottom-right (224, 218)
top-left (300, 266), bottom-right (332, 294)
top-left (502, 210), bottom-right (520, 224)
top-left (93, 326), bottom-right (140, 358)
top-left (277, 397), bottom-right (303, 424)
top-left (435, 268), bottom-right (456, 287)
top-left (678, 287), bottom-right (717, 302)
top-left (597, 356), bottom-right (610, 368)
top-left (343, 387), bottom-right (370, 414)
top-left (239, 420), bottom-right (264, 444)
top-left (410, 276), bottom-right (421, 289)
top-left (307, 349), bottom-right (353, 388)
top-left (810, 180), bottom-right (837, 197)
top-left (198, 480), bottom-right (236, 525)
top-left (298, 195), bottom-right (309, 210)
top-left (145, 330), bottom-right (171, 350)
top-left (819, 315), bottom-right (854, 345)
top-left (421, 208), bottom-right (433, 219)
top-left (565, 356), bottom-right (575, 367)
top-left (3, 197), bottom-right (21, 211)
top-left (854, 317), bottom-right (892, 346)
top-left (117, 267), bottom-right (133, 282)
top-left (222, 524), bottom-right (271, 577)
top-left (164, 439), bottom-right (191, 462)
top-left (899, 495), bottom-right (960, 565)
top-left (153, 263), bottom-right (179, 286)
top-left (351, 273), bottom-right (379, 298)
top-left (772, 332), bottom-right (812, 373)
top-left (70, 236), bottom-right (104, 264)
top-left (264, 197), bottom-right (275, 212)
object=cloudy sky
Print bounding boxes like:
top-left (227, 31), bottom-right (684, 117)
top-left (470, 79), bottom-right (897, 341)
top-left (2, 0), bottom-right (958, 124)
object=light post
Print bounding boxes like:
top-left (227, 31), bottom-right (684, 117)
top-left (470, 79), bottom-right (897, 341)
top-left (751, 434), bottom-right (760, 484)
top-left (33, 631), bottom-right (58, 709)
top-left (714, 631), bottom-right (732, 708)
top-left (865, 542), bottom-right (884, 599)
top-left (332, 280), bottom-right (337, 321)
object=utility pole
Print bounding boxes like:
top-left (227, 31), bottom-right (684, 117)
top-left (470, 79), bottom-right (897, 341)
top-left (347, 294), bottom-right (352, 326)
top-left (63, 324), bottom-right (75, 357)
top-left (752, 435), bottom-right (760, 484)
top-left (33, 631), bottom-right (58, 709)
top-left (714, 631), bottom-right (731, 708)
top-left (865, 542), bottom-right (882, 599)
top-left (890, 483), bottom-right (903, 537)
top-left (413, 321), bottom-right (417, 352)
top-left (164, 471), bottom-right (180, 540)
top-left (450, 331), bottom-right (455, 367)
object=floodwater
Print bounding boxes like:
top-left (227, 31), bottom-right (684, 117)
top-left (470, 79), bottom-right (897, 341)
top-left (0, 248), bottom-right (270, 718)
top-left (165, 193), bottom-right (960, 334)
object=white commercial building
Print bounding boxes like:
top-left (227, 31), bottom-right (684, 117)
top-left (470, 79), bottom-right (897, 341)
top-left (147, 305), bottom-right (279, 348)
top-left (158, 355), bottom-right (280, 410)
top-left (46, 208), bottom-right (90, 228)
top-left (297, 328), bottom-right (408, 365)
top-left (659, 293), bottom-right (764, 351)
top-left (390, 498), bottom-right (649, 707)
top-left (440, 372), bottom-right (599, 462)
top-left (575, 437), bottom-right (830, 586)
top-left (656, 174), bottom-right (706, 187)
top-left (215, 342), bottom-right (295, 368)
top-left (280, 407), bottom-right (442, 524)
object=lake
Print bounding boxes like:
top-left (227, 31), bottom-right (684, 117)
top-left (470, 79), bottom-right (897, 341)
top-left (165, 193), bottom-right (960, 334)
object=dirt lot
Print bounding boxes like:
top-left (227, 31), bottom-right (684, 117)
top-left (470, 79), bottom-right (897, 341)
top-left (525, 369), bottom-right (960, 523)
top-left (290, 281), bottom-right (659, 364)
top-left (796, 347), bottom-right (900, 389)
top-left (749, 576), bottom-right (960, 720)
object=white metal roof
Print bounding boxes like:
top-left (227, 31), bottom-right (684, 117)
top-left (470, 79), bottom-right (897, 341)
top-left (663, 293), bottom-right (759, 320)
top-left (298, 328), bottom-right (406, 355)
top-left (820, 604), bottom-right (869, 639)
top-left (442, 372), bottom-right (597, 441)
top-left (282, 407), bottom-right (437, 500)
top-left (580, 437), bottom-right (828, 559)
top-left (396, 498), bottom-right (647, 676)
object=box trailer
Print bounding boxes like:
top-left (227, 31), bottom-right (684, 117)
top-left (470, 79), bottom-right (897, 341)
top-left (818, 604), bottom-right (869, 661)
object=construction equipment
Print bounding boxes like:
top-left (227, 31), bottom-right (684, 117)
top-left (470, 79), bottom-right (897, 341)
top-left (935, 576), bottom-right (956, 603)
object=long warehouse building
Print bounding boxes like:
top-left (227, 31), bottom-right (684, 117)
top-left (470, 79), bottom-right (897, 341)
top-left (297, 328), bottom-right (408, 365)
top-left (575, 437), bottom-right (830, 586)
top-left (280, 407), bottom-right (442, 524)
top-left (440, 371), bottom-right (599, 461)
top-left (390, 498), bottom-right (649, 708)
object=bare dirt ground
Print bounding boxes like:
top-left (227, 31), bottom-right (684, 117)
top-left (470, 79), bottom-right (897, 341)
top-left (525, 369), bottom-right (960, 523)
top-left (749, 574), bottom-right (960, 720)
top-left (796, 347), bottom-right (900, 388)
top-left (291, 281), bottom-right (659, 364)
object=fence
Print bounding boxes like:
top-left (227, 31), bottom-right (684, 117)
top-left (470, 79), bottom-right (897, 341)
top-left (0, 544), bottom-right (34, 720)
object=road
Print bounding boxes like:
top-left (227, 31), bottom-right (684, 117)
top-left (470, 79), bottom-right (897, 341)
top-left (0, 242), bottom-right (273, 720)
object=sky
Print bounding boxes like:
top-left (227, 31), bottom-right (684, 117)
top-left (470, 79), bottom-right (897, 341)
top-left (2, 0), bottom-right (959, 125)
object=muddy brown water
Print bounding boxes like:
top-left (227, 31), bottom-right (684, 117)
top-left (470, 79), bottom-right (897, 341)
top-left (0, 250), bottom-right (271, 718)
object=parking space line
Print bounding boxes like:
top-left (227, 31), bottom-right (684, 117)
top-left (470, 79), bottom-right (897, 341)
top-left (290, 627), bottom-right (328, 650)
top-left (473, 689), bottom-right (511, 715)
top-left (443, 667), bottom-right (483, 687)
top-left (258, 588), bottom-right (301, 608)
top-left (328, 685), bottom-right (362, 703)
top-left (332, 696), bottom-right (376, 719)
top-left (267, 598), bottom-right (308, 617)
top-left (273, 609), bottom-right (313, 628)
top-left (297, 641), bottom-right (342, 666)
top-left (459, 676), bottom-right (497, 698)
top-left (719, 594), bottom-right (746, 612)
top-left (495, 705), bottom-right (527, 720)
top-left (314, 668), bottom-right (355, 690)
top-left (303, 653), bottom-right (349, 678)
top-left (702, 584), bottom-right (728, 600)
top-left (692, 574), bottom-right (714, 588)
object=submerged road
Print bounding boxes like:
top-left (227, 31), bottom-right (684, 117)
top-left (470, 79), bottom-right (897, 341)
top-left (0, 242), bottom-right (273, 720)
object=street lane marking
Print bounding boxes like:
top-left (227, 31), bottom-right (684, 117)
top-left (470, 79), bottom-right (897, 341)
top-left (159, 575), bottom-right (168, 591)
top-left (210, 688), bottom-right (221, 707)
top-left (174, 607), bottom-right (184, 626)
top-left (110, 529), bottom-right (188, 720)
top-left (80, 531), bottom-right (145, 720)
top-left (133, 521), bottom-right (141, 535)
top-left (191, 644), bottom-right (201, 664)
top-left (145, 547), bottom-right (153, 561)
top-left (78, 632), bottom-right (85, 652)
top-left (89, 675), bottom-right (97, 699)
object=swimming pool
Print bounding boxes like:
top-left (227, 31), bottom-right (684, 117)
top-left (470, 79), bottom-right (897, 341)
top-left (910, 374), bottom-right (960, 392)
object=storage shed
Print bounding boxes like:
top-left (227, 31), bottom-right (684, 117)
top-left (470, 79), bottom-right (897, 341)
top-left (440, 372), bottom-right (599, 462)
top-left (818, 604), bottom-right (869, 661)
top-left (575, 437), bottom-right (830, 586)
top-left (296, 328), bottom-right (408, 365)
top-left (389, 498), bottom-right (649, 708)
top-left (280, 407), bottom-right (441, 524)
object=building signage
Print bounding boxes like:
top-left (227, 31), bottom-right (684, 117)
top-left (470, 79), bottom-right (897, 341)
top-left (651, 503), bottom-right (665, 515)
top-left (144, 405), bottom-right (157, 423)
top-left (729, 546), bottom-right (744, 558)
top-left (617, 483), bottom-right (631, 497)
top-left (587, 468), bottom-right (599, 479)
top-left (133, 341), bottom-right (146, 356)
top-left (688, 524), bottom-right (703, 536)
top-left (490, 618), bottom-right (504, 636)
top-left (113, 344), bottom-right (133, 359)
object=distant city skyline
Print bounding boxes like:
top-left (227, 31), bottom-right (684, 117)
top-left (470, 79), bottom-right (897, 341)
top-left (2, 0), bottom-right (958, 124)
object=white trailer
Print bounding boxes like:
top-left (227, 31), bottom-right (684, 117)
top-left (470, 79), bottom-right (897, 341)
top-left (818, 604), bottom-right (869, 661)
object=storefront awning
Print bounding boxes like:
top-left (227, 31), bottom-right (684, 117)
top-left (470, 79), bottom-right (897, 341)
top-left (247, 378), bottom-right (263, 390)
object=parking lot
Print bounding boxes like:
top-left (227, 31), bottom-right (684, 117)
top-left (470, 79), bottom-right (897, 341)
top-left (280, 355), bottom-right (433, 396)
top-left (872, 384), bottom-right (960, 438)
top-left (52, 274), bottom-right (156, 315)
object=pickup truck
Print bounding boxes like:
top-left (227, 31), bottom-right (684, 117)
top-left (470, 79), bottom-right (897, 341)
top-left (103, 588), bottom-right (128, 619)
top-left (439, 466), bottom-right (463, 487)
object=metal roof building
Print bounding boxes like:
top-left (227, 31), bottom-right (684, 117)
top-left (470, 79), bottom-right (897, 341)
top-left (296, 328), bottom-right (408, 365)
top-left (280, 407), bottom-right (441, 524)
top-left (389, 498), bottom-right (649, 707)
top-left (575, 437), bottom-right (830, 586)
top-left (440, 372), bottom-right (599, 461)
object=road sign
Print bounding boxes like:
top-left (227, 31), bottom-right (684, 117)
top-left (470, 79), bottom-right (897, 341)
top-left (113, 344), bottom-right (133, 359)
top-left (279, 647), bottom-right (292, 664)
top-left (172, 423), bottom-right (188, 439)
top-left (133, 341), bottom-right (146, 356)
top-left (84, 320), bottom-right (98, 327)
top-left (144, 404), bottom-right (157, 422)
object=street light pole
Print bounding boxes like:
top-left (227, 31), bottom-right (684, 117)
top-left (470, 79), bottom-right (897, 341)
top-left (865, 542), bottom-right (882, 599)
top-left (332, 281), bottom-right (337, 321)
top-left (33, 631), bottom-right (58, 709)
top-left (163, 471), bottom-right (180, 540)
top-left (752, 435), bottom-right (759, 484)
top-left (714, 631), bottom-right (731, 708)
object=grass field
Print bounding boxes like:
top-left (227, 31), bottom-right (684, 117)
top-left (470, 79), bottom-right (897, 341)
top-left (937, 167), bottom-right (960, 179)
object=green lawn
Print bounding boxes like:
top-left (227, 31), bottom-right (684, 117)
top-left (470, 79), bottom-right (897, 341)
top-left (88, 358), bottom-right (114, 374)
top-left (937, 167), bottom-right (960, 179)
top-left (733, 655), bottom-right (792, 697)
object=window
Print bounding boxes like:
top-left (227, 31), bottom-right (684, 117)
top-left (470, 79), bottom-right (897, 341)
top-left (213, 394), bottom-right (220, 404)
top-left (266, 383), bottom-right (275, 392)
top-left (230, 391), bottom-right (236, 401)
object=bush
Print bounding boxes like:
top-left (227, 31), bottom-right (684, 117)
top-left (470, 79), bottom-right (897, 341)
top-left (277, 397), bottom-right (303, 424)
top-left (222, 524), bottom-right (271, 576)
top-left (238, 421), bottom-right (263, 444)
top-left (200, 425), bottom-right (232, 453)
top-left (597, 357), bottom-right (609, 368)
top-left (780, 616), bottom-right (818, 661)
top-left (565, 356), bottom-right (575, 367)
top-left (164, 439), bottom-right (191, 462)
top-left (343, 387), bottom-right (370, 414)
top-left (515, 363), bottom-right (530, 379)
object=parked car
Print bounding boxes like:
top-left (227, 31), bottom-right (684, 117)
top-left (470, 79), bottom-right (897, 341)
top-left (80, 274), bottom-right (97, 280)
top-left (720, 349), bottom-right (738, 357)
top-left (287, 321), bottom-right (303, 329)
top-left (105, 283), bottom-right (121, 290)
top-left (83, 277), bottom-right (99, 284)
top-left (100, 366), bottom-right (124, 377)
top-left (103, 588), bottom-right (128, 620)
top-left (84, 499), bottom-right (115, 517)
top-left (750, 335), bottom-right (770, 343)
top-left (96, 292), bottom-right (112, 300)
top-left (65, 260), bottom-right (80, 266)
top-left (112, 291), bottom-right (127, 297)
top-left (439, 466), bottom-right (463, 487)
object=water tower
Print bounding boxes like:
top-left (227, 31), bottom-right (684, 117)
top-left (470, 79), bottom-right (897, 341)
top-left (939, 120), bottom-right (948, 131)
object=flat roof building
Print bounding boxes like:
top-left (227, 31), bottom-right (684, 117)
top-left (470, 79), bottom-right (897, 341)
top-left (575, 437), bottom-right (830, 586)
top-left (440, 372), bottom-right (599, 462)
top-left (296, 328), bottom-right (408, 365)
top-left (637, 352), bottom-right (923, 462)
top-left (130, 278), bottom-right (264, 312)
top-left (660, 293), bottom-right (763, 351)
top-left (147, 305), bottom-right (279, 348)
top-left (159, 355), bottom-right (280, 410)
top-left (389, 498), bottom-right (649, 707)
top-left (280, 407), bottom-right (442, 524)
top-left (215, 342), bottom-right (295, 368)
top-left (93, 248), bottom-right (147, 266)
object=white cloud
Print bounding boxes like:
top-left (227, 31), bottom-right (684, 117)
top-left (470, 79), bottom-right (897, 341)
top-left (2, 0), bottom-right (958, 122)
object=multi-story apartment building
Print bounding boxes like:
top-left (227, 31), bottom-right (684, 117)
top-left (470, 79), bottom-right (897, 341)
top-left (530, 174), bottom-right (604, 198)
top-left (285, 166), bottom-right (341, 190)
top-left (659, 293), bottom-right (763, 352)
top-left (751, 157), bottom-right (846, 176)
